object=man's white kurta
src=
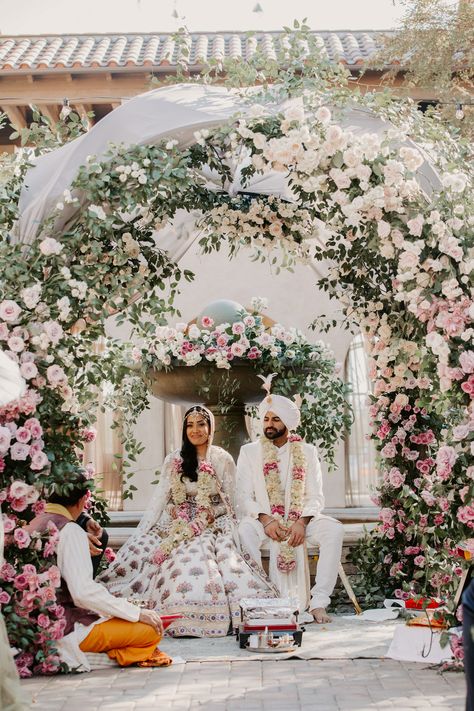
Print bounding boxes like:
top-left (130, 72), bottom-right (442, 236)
top-left (236, 439), bottom-right (325, 610)
top-left (56, 522), bottom-right (139, 671)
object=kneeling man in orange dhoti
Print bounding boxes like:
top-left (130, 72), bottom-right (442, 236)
top-left (26, 473), bottom-right (171, 671)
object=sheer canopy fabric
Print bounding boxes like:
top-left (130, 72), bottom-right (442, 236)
top-left (16, 83), bottom-right (442, 256)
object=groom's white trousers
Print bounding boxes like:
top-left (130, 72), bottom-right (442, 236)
top-left (238, 514), bottom-right (344, 610)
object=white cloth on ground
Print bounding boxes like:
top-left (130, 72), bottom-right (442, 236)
top-left (236, 439), bottom-right (343, 611)
top-left (56, 522), bottom-right (139, 671)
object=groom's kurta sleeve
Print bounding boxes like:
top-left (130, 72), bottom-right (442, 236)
top-left (301, 445), bottom-right (325, 518)
top-left (235, 445), bottom-right (270, 520)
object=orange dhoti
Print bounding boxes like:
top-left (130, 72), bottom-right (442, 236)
top-left (79, 618), bottom-right (172, 667)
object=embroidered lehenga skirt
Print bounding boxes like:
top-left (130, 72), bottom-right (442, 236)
top-left (99, 513), bottom-right (276, 637)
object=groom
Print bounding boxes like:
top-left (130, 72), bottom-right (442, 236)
top-left (236, 392), bottom-right (344, 623)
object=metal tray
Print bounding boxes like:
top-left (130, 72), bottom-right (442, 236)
top-left (245, 644), bottom-right (296, 653)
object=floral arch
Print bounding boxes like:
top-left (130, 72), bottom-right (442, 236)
top-left (0, 80), bottom-right (472, 675)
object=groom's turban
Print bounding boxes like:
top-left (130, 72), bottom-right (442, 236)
top-left (259, 394), bottom-right (300, 431)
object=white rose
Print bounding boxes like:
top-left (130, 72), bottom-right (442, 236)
top-left (88, 204), bottom-right (107, 220)
top-left (253, 133), bottom-right (267, 150)
top-left (21, 284), bottom-right (42, 309)
top-left (377, 220), bottom-right (391, 239)
top-left (316, 106), bottom-right (331, 125)
top-left (39, 237), bottom-right (63, 256)
top-left (407, 215), bottom-right (424, 237)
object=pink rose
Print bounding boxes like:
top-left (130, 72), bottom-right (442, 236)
top-left (7, 336), bottom-right (25, 352)
top-left (81, 427), bottom-right (97, 443)
top-left (24, 418), bottom-right (43, 439)
top-left (15, 427), bottom-right (31, 444)
top-left (457, 506), bottom-right (474, 524)
top-left (200, 316), bottom-right (214, 328)
top-left (0, 563), bottom-right (16, 581)
top-left (43, 320), bottom-right (64, 345)
top-left (453, 424), bottom-right (470, 441)
top-left (0, 589), bottom-right (11, 605)
top-left (37, 613), bottom-right (51, 629)
top-left (13, 574), bottom-right (29, 590)
top-left (13, 527), bottom-right (31, 549)
top-left (20, 361), bottom-right (38, 380)
top-left (381, 442), bottom-right (397, 458)
top-left (3, 515), bottom-right (17, 533)
top-left (231, 322), bottom-right (245, 335)
top-left (0, 300), bottom-right (21, 322)
top-left (388, 468), bottom-right (405, 488)
top-left (461, 374), bottom-right (474, 397)
top-left (9, 442), bottom-right (30, 460)
top-left (230, 342), bottom-right (247, 357)
top-left (247, 347), bottom-right (261, 360)
top-left (379, 508), bottom-right (395, 524)
top-left (9, 480), bottom-right (35, 501)
top-left (30, 450), bottom-right (49, 471)
top-left (421, 490), bottom-right (436, 507)
top-left (436, 445), bottom-right (457, 472)
top-left (32, 499), bottom-right (46, 515)
top-left (414, 555), bottom-right (426, 567)
top-left (216, 334), bottom-right (229, 348)
top-left (46, 364), bottom-right (67, 386)
top-left (460, 350), bottom-right (474, 374)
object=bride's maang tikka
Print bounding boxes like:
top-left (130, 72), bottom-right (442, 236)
top-left (184, 405), bottom-right (210, 422)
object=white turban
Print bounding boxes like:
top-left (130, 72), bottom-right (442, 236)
top-left (259, 393), bottom-right (300, 431)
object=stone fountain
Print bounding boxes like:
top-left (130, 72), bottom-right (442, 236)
top-left (146, 300), bottom-right (265, 460)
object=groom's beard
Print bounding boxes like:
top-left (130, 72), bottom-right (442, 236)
top-left (264, 424), bottom-right (287, 440)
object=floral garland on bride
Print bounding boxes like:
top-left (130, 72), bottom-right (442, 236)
top-left (261, 434), bottom-right (307, 573)
top-left (153, 457), bottom-right (217, 565)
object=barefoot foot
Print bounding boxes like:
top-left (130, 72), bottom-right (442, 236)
top-left (310, 607), bottom-right (331, 624)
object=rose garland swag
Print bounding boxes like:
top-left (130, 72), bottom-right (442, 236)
top-left (261, 434), bottom-right (307, 573)
top-left (153, 458), bottom-right (218, 564)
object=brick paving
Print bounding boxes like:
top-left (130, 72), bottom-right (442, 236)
top-left (21, 659), bottom-right (466, 711)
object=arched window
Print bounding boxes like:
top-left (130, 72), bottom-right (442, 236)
top-left (344, 333), bottom-right (378, 506)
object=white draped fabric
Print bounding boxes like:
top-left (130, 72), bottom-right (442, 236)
top-left (16, 83), bottom-right (442, 249)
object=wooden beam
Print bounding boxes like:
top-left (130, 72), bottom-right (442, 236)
top-left (74, 102), bottom-right (92, 116)
top-left (36, 104), bottom-right (60, 125)
top-left (73, 102), bottom-right (93, 127)
top-left (0, 105), bottom-right (27, 130)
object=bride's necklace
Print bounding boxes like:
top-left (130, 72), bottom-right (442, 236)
top-left (261, 434), bottom-right (307, 573)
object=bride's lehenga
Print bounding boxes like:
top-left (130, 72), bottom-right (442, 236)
top-left (99, 445), bottom-right (277, 636)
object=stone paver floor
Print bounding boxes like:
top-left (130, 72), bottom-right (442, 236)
top-left (22, 659), bottom-right (466, 711)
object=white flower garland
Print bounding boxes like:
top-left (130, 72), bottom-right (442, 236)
top-left (261, 434), bottom-right (307, 573)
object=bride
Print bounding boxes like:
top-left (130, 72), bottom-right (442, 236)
top-left (99, 405), bottom-right (277, 636)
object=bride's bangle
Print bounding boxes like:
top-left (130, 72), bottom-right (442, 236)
top-left (263, 518), bottom-right (275, 530)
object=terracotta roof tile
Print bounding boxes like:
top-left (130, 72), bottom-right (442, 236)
top-left (0, 31), bottom-right (387, 73)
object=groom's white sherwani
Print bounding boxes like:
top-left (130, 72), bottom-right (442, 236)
top-left (236, 439), bottom-right (343, 612)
